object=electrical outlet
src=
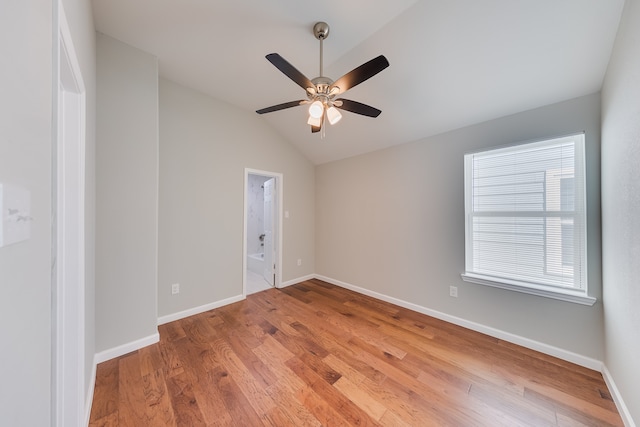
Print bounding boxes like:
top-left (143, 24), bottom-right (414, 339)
top-left (171, 283), bottom-right (180, 295)
top-left (297, 259), bottom-right (302, 266)
top-left (449, 286), bottom-right (458, 298)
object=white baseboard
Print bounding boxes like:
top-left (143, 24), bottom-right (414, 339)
top-left (156, 279), bottom-right (311, 329)
top-left (602, 365), bottom-right (636, 427)
top-left (157, 294), bottom-right (245, 326)
top-left (314, 274), bottom-right (603, 371)
top-left (94, 332), bottom-right (160, 365)
top-left (280, 274), bottom-right (315, 289)
top-left (156, 280), bottom-right (314, 327)
top-left (84, 354), bottom-right (97, 427)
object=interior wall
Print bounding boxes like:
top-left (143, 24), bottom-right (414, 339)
top-left (0, 0), bottom-right (96, 421)
top-left (316, 93), bottom-right (604, 360)
top-left (60, 0), bottom-right (97, 404)
top-left (158, 78), bottom-right (315, 318)
top-left (96, 34), bottom-right (159, 352)
top-left (0, 0), bottom-right (52, 424)
top-left (601, 0), bottom-right (640, 422)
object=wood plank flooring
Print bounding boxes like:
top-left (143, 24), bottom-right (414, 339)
top-left (89, 279), bottom-right (623, 426)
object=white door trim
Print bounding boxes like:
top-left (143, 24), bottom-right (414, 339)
top-left (243, 168), bottom-right (283, 296)
top-left (54, 3), bottom-right (86, 426)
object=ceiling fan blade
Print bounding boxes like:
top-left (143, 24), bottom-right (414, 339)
top-left (256, 100), bottom-right (305, 114)
top-left (329, 55), bottom-right (389, 94)
top-left (335, 98), bottom-right (382, 118)
top-left (266, 53), bottom-right (314, 91)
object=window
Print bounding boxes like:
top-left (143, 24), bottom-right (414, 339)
top-left (462, 133), bottom-right (595, 305)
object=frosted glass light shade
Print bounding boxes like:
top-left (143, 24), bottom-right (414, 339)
top-left (307, 115), bottom-right (321, 127)
top-left (326, 106), bottom-right (342, 125)
top-left (308, 100), bottom-right (324, 118)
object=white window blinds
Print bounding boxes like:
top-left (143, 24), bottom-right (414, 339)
top-left (464, 133), bottom-right (587, 293)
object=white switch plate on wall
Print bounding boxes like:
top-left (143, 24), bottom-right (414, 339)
top-left (0, 183), bottom-right (32, 248)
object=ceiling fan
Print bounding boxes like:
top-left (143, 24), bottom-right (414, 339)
top-left (256, 22), bottom-right (389, 135)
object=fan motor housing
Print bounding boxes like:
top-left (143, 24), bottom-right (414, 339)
top-left (311, 76), bottom-right (333, 94)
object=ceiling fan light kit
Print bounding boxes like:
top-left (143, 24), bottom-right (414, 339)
top-left (326, 106), bottom-right (342, 125)
top-left (308, 100), bottom-right (324, 119)
top-left (256, 21), bottom-right (389, 136)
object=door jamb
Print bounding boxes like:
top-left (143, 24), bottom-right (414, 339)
top-left (53, 3), bottom-right (86, 426)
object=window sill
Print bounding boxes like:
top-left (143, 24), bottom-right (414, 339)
top-left (460, 272), bottom-right (596, 306)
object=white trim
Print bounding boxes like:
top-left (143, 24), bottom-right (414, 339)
top-left (152, 54), bottom-right (160, 360)
top-left (461, 273), bottom-right (596, 306)
top-left (84, 355), bottom-right (97, 427)
top-left (243, 168), bottom-right (284, 296)
top-left (54, 3), bottom-right (87, 426)
top-left (94, 333), bottom-right (160, 365)
top-left (157, 294), bottom-right (244, 325)
top-left (58, 3), bottom-right (85, 93)
top-left (602, 365), bottom-right (636, 427)
top-left (315, 274), bottom-right (603, 371)
top-left (156, 275), bottom-right (313, 327)
top-left (281, 274), bottom-right (316, 288)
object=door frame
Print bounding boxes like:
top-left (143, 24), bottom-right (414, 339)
top-left (53, 3), bottom-right (86, 426)
top-left (243, 168), bottom-right (283, 296)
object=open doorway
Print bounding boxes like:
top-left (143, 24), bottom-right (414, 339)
top-left (243, 169), bottom-right (283, 296)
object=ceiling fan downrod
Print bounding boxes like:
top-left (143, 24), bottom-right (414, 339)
top-left (313, 21), bottom-right (330, 78)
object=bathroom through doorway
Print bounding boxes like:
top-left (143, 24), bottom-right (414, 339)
top-left (243, 169), bottom-right (282, 295)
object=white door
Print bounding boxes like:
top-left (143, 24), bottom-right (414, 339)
top-left (263, 178), bottom-right (275, 286)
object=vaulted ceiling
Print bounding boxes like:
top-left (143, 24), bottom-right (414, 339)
top-left (92, 0), bottom-right (625, 164)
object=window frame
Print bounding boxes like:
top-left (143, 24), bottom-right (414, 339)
top-left (461, 133), bottom-right (595, 306)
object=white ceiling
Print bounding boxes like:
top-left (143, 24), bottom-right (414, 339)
top-left (92, 0), bottom-right (625, 164)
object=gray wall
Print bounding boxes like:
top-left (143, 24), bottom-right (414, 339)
top-left (602, 0), bottom-right (640, 421)
top-left (158, 78), bottom-right (315, 317)
top-left (316, 93), bottom-right (604, 360)
top-left (96, 34), bottom-right (159, 352)
top-left (0, 0), bottom-right (96, 421)
top-left (0, 0), bottom-right (53, 423)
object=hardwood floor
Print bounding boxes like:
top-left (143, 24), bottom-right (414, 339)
top-left (89, 279), bottom-right (623, 426)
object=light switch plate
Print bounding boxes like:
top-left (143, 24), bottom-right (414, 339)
top-left (0, 183), bottom-right (32, 248)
